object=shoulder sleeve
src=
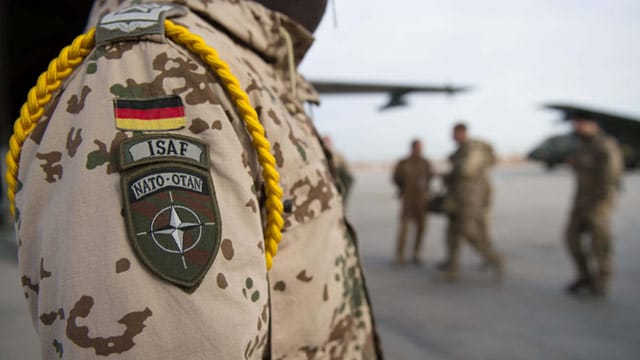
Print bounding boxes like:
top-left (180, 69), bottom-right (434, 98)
top-left (485, 142), bottom-right (498, 167)
top-left (15, 35), bottom-right (269, 358)
top-left (599, 137), bottom-right (624, 187)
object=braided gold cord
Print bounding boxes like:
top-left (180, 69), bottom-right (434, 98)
top-left (164, 20), bottom-right (284, 269)
top-left (6, 20), bottom-right (284, 270)
top-left (5, 29), bottom-right (96, 217)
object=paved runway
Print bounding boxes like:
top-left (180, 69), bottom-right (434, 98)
top-left (350, 163), bottom-right (640, 360)
top-left (1, 163), bottom-right (639, 359)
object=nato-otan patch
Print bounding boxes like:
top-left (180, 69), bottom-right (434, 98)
top-left (121, 162), bottom-right (221, 289)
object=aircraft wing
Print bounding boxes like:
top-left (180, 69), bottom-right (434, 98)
top-left (545, 103), bottom-right (640, 141)
top-left (546, 103), bottom-right (640, 125)
top-left (310, 80), bottom-right (470, 111)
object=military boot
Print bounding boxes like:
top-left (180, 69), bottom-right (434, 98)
top-left (590, 278), bottom-right (608, 297)
top-left (566, 278), bottom-right (594, 296)
top-left (435, 260), bottom-right (450, 271)
top-left (434, 260), bottom-right (458, 281)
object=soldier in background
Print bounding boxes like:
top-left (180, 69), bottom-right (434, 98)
top-left (392, 139), bottom-right (433, 265)
top-left (322, 135), bottom-right (355, 203)
top-left (438, 123), bottom-right (503, 280)
top-left (565, 113), bottom-right (623, 296)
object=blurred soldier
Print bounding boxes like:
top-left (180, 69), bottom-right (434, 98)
top-left (9, 0), bottom-right (381, 358)
top-left (392, 139), bottom-right (433, 264)
top-left (438, 123), bottom-right (503, 280)
top-left (565, 114), bottom-right (623, 296)
top-left (322, 135), bottom-right (355, 203)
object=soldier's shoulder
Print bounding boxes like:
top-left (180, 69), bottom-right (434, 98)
top-left (468, 138), bottom-right (493, 151)
top-left (595, 134), bottom-right (621, 153)
top-left (77, 4), bottom-right (199, 80)
top-left (602, 134), bottom-right (620, 147)
top-left (477, 138), bottom-right (494, 147)
top-left (94, 3), bottom-right (188, 46)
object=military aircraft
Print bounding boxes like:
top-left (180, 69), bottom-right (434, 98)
top-left (528, 133), bottom-right (578, 170)
top-left (528, 103), bottom-right (640, 170)
top-left (309, 80), bottom-right (469, 111)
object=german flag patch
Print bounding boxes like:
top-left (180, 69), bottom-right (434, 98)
top-left (114, 96), bottom-right (186, 131)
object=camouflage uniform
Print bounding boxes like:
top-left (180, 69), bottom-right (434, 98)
top-left (14, 1), bottom-right (380, 358)
top-left (566, 132), bottom-right (623, 292)
top-left (392, 156), bottom-right (432, 263)
top-left (443, 139), bottom-right (502, 275)
top-left (331, 151), bottom-right (354, 203)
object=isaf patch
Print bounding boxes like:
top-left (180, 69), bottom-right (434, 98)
top-left (119, 135), bottom-right (220, 289)
top-left (114, 96), bottom-right (186, 131)
top-left (119, 134), bottom-right (209, 169)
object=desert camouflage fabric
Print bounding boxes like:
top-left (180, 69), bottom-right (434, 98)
top-left (331, 152), bottom-right (354, 203)
top-left (566, 133), bottom-right (623, 288)
top-left (15, 1), bottom-right (379, 358)
top-left (444, 139), bottom-right (501, 271)
top-left (392, 156), bottom-right (432, 221)
top-left (446, 139), bottom-right (496, 215)
top-left (391, 156), bottom-right (432, 262)
top-left (568, 133), bottom-right (623, 211)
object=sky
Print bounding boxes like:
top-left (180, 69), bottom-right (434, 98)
top-left (298, 0), bottom-right (640, 162)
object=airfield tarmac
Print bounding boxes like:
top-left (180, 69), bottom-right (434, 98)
top-left (1, 163), bottom-right (639, 359)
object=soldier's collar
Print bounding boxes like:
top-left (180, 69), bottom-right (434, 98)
top-left (87, 0), bottom-right (315, 66)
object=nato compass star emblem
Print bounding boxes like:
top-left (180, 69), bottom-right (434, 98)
top-left (138, 191), bottom-right (215, 270)
top-left (121, 161), bottom-right (221, 289)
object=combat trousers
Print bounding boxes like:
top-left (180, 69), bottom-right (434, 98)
top-left (445, 211), bottom-right (501, 270)
top-left (565, 203), bottom-right (613, 289)
top-left (395, 215), bottom-right (427, 262)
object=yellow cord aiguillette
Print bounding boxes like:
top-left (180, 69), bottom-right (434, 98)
top-left (5, 20), bottom-right (284, 270)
